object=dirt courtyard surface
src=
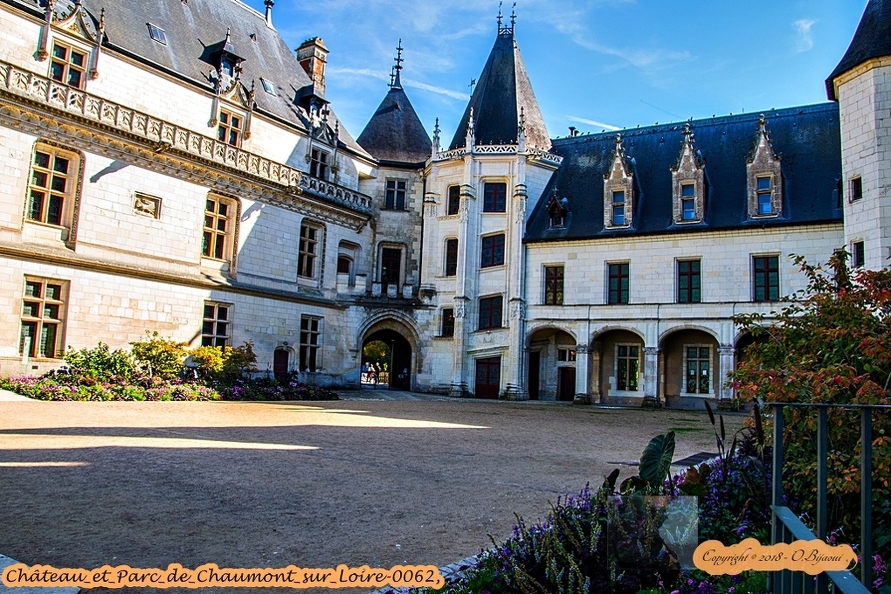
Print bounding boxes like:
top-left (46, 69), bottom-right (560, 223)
top-left (0, 394), bottom-right (744, 593)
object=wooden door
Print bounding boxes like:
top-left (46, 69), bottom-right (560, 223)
top-left (558, 366), bottom-right (576, 401)
top-left (475, 357), bottom-right (501, 399)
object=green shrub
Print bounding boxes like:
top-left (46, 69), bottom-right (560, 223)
top-left (130, 331), bottom-right (188, 379)
top-left (64, 343), bottom-right (136, 382)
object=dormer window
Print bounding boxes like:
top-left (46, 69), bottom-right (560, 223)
top-left (220, 56), bottom-right (235, 78)
top-left (681, 184), bottom-right (696, 220)
top-left (50, 42), bottom-right (87, 89)
top-left (756, 177), bottom-right (772, 214)
top-left (217, 108), bottom-right (243, 146)
top-left (310, 148), bottom-right (329, 180)
top-left (612, 191), bottom-right (626, 225)
top-left (671, 123), bottom-right (705, 224)
top-left (603, 134), bottom-right (634, 228)
top-left (546, 189), bottom-right (569, 229)
top-left (747, 115), bottom-right (782, 218)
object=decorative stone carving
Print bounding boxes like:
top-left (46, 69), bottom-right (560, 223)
top-left (603, 134), bottom-right (634, 228)
top-left (510, 300), bottom-right (525, 320)
top-left (670, 122), bottom-right (706, 224)
top-left (746, 114), bottom-right (783, 219)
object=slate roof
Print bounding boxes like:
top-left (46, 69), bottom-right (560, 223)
top-left (357, 81), bottom-right (431, 166)
top-left (448, 26), bottom-right (550, 151)
top-left (827, 0), bottom-right (891, 100)
top-left (7, 0), bottom-right (369, 158)
top-left (526, 104), bottom-right (843, 243)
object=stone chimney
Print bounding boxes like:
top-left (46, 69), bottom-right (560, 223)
top-left (264, 0), bottom-right (274, 28)
top-left (296, 37), bottom-right (328, 95)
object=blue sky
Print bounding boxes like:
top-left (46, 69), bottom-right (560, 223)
top-left (242, 0), bottom-right (866, 144)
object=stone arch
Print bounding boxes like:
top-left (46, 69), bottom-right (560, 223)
top-left (526, 325), bottom-right (578, 401)
top-left (356, 311), bottom-right (422, 391)
top-left (659, 325), bottom-right (722, 407)
top-left (589, 325), bottom-right (646, 347)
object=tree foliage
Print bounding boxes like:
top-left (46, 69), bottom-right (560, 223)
top-left (729, 252), bottom-right (891, 554)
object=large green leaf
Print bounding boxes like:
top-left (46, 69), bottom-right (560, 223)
top-left (639, 431), bottom-right (676, 487)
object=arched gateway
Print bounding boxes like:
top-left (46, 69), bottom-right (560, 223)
top-left (357, 315), bottom-right (420, 391)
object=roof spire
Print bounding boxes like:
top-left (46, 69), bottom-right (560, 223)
top-left (497, 1), bottom-right (503, 29)
top-left (391, 38), bottom-right (404, 89)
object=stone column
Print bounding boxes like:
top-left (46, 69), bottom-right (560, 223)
top-left (718, 344), bottom-right (735, 401)
top-left (449, 297), bottom-right (470, 397)
top-left (642, 346), bottom-right (661, 407)
top-left (589, 342), bottom-right (602, 403)
top-left (573, 343), bottom-right (591, 404)
top-left (503, 300), bottom-right (527, 400)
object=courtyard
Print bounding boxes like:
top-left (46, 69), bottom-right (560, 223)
top-left (0, 393), bottom-right (742, 593)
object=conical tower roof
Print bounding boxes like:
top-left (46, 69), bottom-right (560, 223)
top-left (358, 42), bottom-right (431, 166)
top-left (448, 16), bottom-right (550, 151)
top-left (827, 0), bottom-right (891, 99)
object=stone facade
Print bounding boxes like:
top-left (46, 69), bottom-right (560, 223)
top-left (0, 0), bottom-right (883, 409)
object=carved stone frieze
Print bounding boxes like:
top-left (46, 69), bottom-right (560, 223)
top-left (0, 60), bottom-right (372, 230)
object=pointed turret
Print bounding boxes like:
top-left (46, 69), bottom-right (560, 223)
top-left (448, 8), bottom-right (550, 151)
top-left (357, 40), bottom-right (431, 166)
top-left (827, 0), bottom-right (891, 100)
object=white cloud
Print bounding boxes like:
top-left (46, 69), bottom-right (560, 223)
top-left (793, 19), bottom-right (817, 53)
top-left (567, 116), bottom-right (621, 131)
top-left (327, 67), bottom-right (469, 101)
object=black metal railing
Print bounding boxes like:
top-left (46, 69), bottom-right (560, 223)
top-left (769, 402), bottom-right (890, 593)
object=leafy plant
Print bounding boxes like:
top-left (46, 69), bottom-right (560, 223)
top-left (64, 343), bottom-right (136, 382)
top-left (729, 252), bottom-right (891, 558)
top-left (130, 331), bottom-right (187, 379)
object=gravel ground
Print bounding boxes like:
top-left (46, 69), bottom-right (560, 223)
top-left (0, 393), bottom-right (744, 594)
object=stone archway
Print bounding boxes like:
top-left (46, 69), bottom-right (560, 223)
top-left (358, 315), bottom-right (420, 391)
top-left (362, 329), bottom-right (412, 390)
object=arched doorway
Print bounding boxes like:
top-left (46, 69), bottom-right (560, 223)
top-left (526, 327), bottom-right (577, 401)
top-left (361, 329), bottom-right (412, 390)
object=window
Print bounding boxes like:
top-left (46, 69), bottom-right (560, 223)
top-left (677, 259), bottom-right (701, 304)
top-left (298, 223), bottom-right (320, 278)
top-left (201, 302), bottom-right (231, 347)
top-left (756, 177), bottom-right (773, 215)
top-left (217, 109), bottom-right (242, 147)
top-left (380, 247), bottom-right (402, 290)
top-left (441, 308), bottom-right (455, 337)
top-left (681, 184), bottom-right (696, 221)
top-left (549, 211), bottom-right (564, 229)
top-left (608, 262), bottom-right (629, 305)
top-left (447, 185), bottom-right (460, 216)
top-left (480, 234), bottom-right (505, 268)
top-left (310, 148), bottom-right (329, 180)
top-left (544, 265), bottom-right (564, 305)
top-left (220, 56), bottom-right (235, 78)
top-left (753, 255), bottom-right (779, 302)
top-left (557, 348), bottom-right (576, 362)
top-left (445, 239), bottom-right (458, 277)
top-left (20, 278), bottom-right (66, 358)
top-left (50, 42), bottom-right (86, 89)
top-left (850, 177), bottom-right (863, 202)
top-left (616, 344), bottom-right (640, 391)
top-left (612, 191), bottom-right (626, 226)
top-left (337, 255), bottom-right (352, 275)
top-left (483, 182), bottom-right (507, 213)
top-left (202, 196), bottom-right (233, 261)
top-left (685, 346), bottom-right (711, 394)
top-left (385, 180), bottom-right (406, 210)
top-left (852, 241), bottom-right (865, 268)
top-left (26, 145), bottom-right (78, 227)
top-left (260, 78), bottom-right (276, 95)
top-left (147, 23), bottom-right (167, 45)
top-left (299, 316), bottom-right (321, 372)
top-left (478, 295), bottom-right (503, 330)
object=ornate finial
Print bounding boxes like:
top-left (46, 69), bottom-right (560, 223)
top-left (392, 38), bottom-right (404, 89)
top-left (518, 106), bottom-right (526, 134)
top-left (225, 27), bottom-right (231, 45)
top-left (497, 1), bottom-right (503, 28)
top-left (683, 121), bottom-right (692, 138)
top-left (757, 113), bottom-right (768, 136)
top-left (511, 2), bottom-right (516, 28)
top-left (469, 78), bottom-right (476, 96)
top-left (389, 66), bottom-right (395, 88)
top-left (433, 117), bottom-right (441, 138)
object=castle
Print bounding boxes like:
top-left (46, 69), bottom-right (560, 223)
top-left (0, 0), bottom-right (884, 407)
